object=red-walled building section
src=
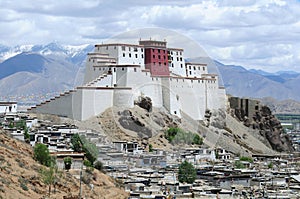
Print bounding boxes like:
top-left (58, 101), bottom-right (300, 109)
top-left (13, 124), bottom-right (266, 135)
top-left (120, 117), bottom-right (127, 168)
top-left (140, 40), bottom-right (170, 76)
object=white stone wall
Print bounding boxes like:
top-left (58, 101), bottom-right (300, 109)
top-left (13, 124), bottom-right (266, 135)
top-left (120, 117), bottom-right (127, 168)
top-left (168, 49), bottom-right (186, 76)
top-left (96, 45), bottom-right (144, 68)
top-left (126, 68), bottom-right (163, 108)
top-left (113, 89), bottom-right (134, 108)
top-left (80, 88), bottom-right (114, 120)
top-left (186, 63), bottom-right (208, 78)
top-left (169, 78), bottom-right (206, 120)
top-left (33, 93), bottom-right (74, 118)
top-left (0, 103), bottom-right (17, 113)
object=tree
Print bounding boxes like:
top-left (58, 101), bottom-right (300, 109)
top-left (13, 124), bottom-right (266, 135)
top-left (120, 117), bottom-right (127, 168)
top-left (63, 157), bottom-right (72, 170)
top-left (234, 160), bottom-right (246, 169)
top-left (34, 143), bottom-right (53, 167)
top-left (71, 134), bottom-right (99, 165)
top-left (40, 165), bottom-right (61, 196)
top-left (192, 134), bottom-right (203, 145)
top-left (71, 134), bottom-right (83, 152)
top-left (239, 156), bottom-right (253, 163)
top-left (149, 144), bottom-right (153, 152)
top-left (94, 161), bottom-right (103, 171)
top-left (178, 161), bottom-right (197, 184)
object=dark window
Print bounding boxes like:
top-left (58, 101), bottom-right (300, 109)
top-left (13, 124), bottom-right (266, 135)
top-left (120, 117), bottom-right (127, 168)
top-left (135, 54), bottom-right (138, 58)
top-left (123, 53), bottom-right (125, 57)
top-left (158, 55), bottom-right (161, 59)
top-left (153, 55), bottom-right (155, 58)
top-left (158, 49), bottom-right (160, 53)
top-left (177, 57), bottom-right (179, 61)
top-left (164, 55), bottom-right (166, 59)
top-left (189, 71), bottom-right (192, 75)
top-left (181, 64), bottom-right (183, 68)
top-left (193, 66), bottom-right (196, 70)
top-left (142, 54), bottom-right (144, 58)
top-left (203, 66), bottom-right (205, 70)
top-left (180, 57), bottom-right (182, 61)
top-left (159, 62), bottom-right (161, 66)
top-left (172, 63), bottom-right (174, 67)
top-left (141, 48), bottom-right (143, 52)
top-left (164, 62), bottom-right (166, 65)
top-left (122, 68), bottom-right (124, 71)
top-left (122, 46), bottom-right (125, 51)
top-left (134, 68), bottom-right (137, 72)
top-left (129, 53), bottom-right (131, 57)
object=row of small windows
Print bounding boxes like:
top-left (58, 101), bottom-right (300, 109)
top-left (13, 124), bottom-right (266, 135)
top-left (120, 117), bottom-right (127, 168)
top-left (153, 54), bottom-right (166, 59)
top-left (122, 53), bottom-right (144, 58)
top-left (188, 66), bottom-right (206, 71)
top-left (153, 62), bottom-right (167, 66)
top-left (152, 49), bottom-right (166, 54)
top-left (121, 46), bottom-right (143, 52)
top-left (170, 56), bottom-right (183, 62)
top-left (170, 63), bottom-right (183, 68)
top-left (169, 51), bottom-right (182, 56)
top-left (169, 78), bottom-right (216, 84)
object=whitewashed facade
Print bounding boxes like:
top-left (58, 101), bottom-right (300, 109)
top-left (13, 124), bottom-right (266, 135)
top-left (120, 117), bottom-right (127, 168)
top-left (30, 40), bottom-right (226, 121)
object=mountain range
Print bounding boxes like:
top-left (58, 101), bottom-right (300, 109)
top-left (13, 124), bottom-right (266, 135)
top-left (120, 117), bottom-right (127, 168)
top-left (0, 43), bottom-right (299, 109)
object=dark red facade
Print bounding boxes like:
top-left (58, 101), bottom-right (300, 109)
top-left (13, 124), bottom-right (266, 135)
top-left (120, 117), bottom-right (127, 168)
top-left (139, 40), bottom-right (170, 76)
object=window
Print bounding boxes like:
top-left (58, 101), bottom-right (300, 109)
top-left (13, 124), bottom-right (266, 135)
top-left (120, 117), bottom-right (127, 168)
top-left (114, 68), bottom-right (116, 72)
top-left (134, 68), bottom-right (137, 72)
top-left (181, 64), bottom-right (183, 68)
top-left (128, 47), bottom-right (131, 51)
top-left (203, 66), bottom-right (205, 71)
top-left (198, 67), bottom-right (200, 70)
top-left (135, 54), bottom-right (138, 58)
top-left (189, 66), bottom-right (191, 70)
top-left (114, 46), bottom-right (116, 49)
top-left (122, 68), bottom-right (125, 71)
top-left (171, 51), bottom-right (173, 55)
top-left (159, 62), bottom-right (161, 66)
top-left (164, 62), bottom-right (166, 66)
top-left (177, 57), bottom-right (179, 61)
top-left (189, 71), bottom-right (192, 75)
top-left (158, 55), bottom-right (161, 59)
top-left (123, 53), bottom-right (125, 57)
top-left (153, 55), bottom-right (155, 58)
top-left (180, 57), bottom-right (182, 61)
top-left (134, 47), bottom-right (138, 52)
top-left (193, 66), bottom-right (196, 70)
top-left (152, 49), bottom-right (155, 52)
top-left (129, 53), bottom-right (131, 57)
top-left (153, 62), bottom-right (156, 65)
top-left (141, 54), bottom-right (144, 58)
top-left (122, 46), bottom-right (125, 51)
top-left (176, 51), bottom-right (178, 55)
top-left (172, 63), bottom-right (174, 67)
top-left (141, 48), bottom-right (143, 52)
top-left (106, 46), bottom-right (108, 50)
top-left (158, 49), bottom-right (160, 53)
top-left (174, 111), bottom-right (177, 114)
top-left (163, 55), bottom-right (166, 59)
top-left (180, 52), bottom-right (182, 55)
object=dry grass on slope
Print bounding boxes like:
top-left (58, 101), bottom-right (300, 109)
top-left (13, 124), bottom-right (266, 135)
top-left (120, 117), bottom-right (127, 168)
top-left (0, 130), bottom-right (128, 199)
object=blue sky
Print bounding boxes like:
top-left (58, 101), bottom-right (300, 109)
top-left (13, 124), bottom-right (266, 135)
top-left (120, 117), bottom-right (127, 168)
top-left (0, 0), bottom-right (300, 72)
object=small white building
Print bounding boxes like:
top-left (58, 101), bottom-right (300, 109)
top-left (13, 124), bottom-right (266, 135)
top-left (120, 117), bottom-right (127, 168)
top-left (0, 102), bottom-right (17, 114)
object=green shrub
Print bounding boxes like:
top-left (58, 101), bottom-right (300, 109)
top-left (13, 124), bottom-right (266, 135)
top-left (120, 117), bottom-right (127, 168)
top-left (234, 160), bottom-right (246, 169)
top-left (34, 143), bottom-right (53, 167)
top-left (165, 127), bottom-right (203, 145)
top-left (178, 161), bottom-right (196, 184)
top-left (94, 161), bottom-right (103, 171)
top-left (83, 160), bottom-right (92, 167)
top-left (239, 156), bottom-right (253, 163)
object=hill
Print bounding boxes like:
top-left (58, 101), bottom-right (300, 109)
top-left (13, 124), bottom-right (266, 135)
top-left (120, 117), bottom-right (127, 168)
top-left (0, 129), bottom-right (128, 199)
top-left (216, 61), bottom-right (300, 101)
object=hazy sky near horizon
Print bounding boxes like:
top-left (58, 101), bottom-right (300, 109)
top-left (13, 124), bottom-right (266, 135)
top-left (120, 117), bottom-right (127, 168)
top-left (1, 0), bottom-right (300, 72)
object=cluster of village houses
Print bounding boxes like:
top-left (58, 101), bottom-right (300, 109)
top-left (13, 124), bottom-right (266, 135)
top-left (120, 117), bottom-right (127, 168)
top-left (1, 102), bottom-right (300, 198)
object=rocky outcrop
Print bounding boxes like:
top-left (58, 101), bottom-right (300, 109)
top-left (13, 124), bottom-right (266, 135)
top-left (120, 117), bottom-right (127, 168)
top-left (229, 97), bottom-right (294, 153)
top-left (135, 96), bottom-right (152, 112)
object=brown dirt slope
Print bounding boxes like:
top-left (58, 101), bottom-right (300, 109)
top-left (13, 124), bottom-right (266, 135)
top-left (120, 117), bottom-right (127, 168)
top-left (0, 130), bottom-right (128, 199)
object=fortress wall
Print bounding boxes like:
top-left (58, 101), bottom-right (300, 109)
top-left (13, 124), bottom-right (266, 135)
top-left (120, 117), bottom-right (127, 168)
top-left (206, 80), bottom-right (219, 110)
top-left (72, 89), bottom-right (83, 120)
top-left (80, 88), bottom-right (114, 120)
top-left (170, 78), bottom-right (206, 120)
top-left (126, 68), bottom-right (163, 107)
top-left (33, 93), bottom-right (74, 118)
top-left (116, 67), bottom-right (128, 87)
top-left (113, 89), bottom-right (134, 108)
top-left (84, 61), bottom-right (107, 84)
top-left (93, 74), bottom-right (112, 87)
top-left (161, 78), bottom-right (182, 117)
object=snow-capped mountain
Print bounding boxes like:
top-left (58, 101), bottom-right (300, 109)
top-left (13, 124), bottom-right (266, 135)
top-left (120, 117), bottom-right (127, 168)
top-left (0, 42), bottom-right (93, 65)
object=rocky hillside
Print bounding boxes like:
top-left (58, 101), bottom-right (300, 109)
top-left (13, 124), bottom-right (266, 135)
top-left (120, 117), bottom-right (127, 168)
top-left (0, 130), bottom-right (128, 199)
top-left (228, 97), bottom-right (294, 152)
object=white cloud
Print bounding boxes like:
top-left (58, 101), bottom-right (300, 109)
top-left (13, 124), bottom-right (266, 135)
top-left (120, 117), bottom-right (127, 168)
top-left (0, 0), bottom-right (300, 72)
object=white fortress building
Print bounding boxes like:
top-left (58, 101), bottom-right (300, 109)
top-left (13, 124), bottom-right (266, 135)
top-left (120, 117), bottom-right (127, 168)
top-left (29, 39), bottom-right (226, 121)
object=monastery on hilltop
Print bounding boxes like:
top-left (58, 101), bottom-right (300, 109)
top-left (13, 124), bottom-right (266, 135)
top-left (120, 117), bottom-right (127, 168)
top-left (29, 39), bottom-right (226, 121)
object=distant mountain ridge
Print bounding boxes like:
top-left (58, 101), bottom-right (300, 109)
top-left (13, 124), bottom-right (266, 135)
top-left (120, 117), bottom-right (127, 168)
top-left (216, 61), bottom-right (300, 101)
